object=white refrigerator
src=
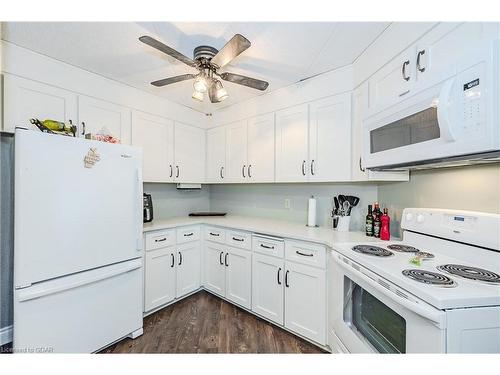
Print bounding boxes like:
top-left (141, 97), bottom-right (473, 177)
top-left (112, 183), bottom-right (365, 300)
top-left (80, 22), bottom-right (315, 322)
top-left (13, 129), bottom-right (144, 353)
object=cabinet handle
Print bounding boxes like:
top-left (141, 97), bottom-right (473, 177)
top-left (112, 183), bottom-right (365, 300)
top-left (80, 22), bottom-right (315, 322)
top-left (232, 237), bottom-right (244, 242)
top-left (184, 232), bottom-right (194, 237)
top-left (296, 250), bottom-right (314, 257)
top-left (277, 268), bottom-right (282, 285)
top-left (417, 50), bottom-right (426, 73)
top-left (169, 165), bottom-right (173, 178)
top-left (248, 165), bottom-right (252, 178)
top-left (220, 166), bottom-right (224, 179)
top-left (301, 160), bottom-right (306, 176)
top-left (176, 166), bottom-right (180, 178)
top-left (171, 253), bottom-right (175, 268)
top-left (310, 160), bottom-right (315, 176)
top-left (260, 244), bottom-right (275, 250)
top-left (359, 157), bottom-right (366, 172)
top-left (398, 90), bottom-right (410, 98)
top-left (242, 165), bottom-right (246, 178)
top-left (178, 252), bottom-right (182, 266)
top-left (285, 270), bottom-right (290, 288)
top-left (402, 60), bottom-right (410, 81)
top-left (210, 232), bottom-right (220, 237)
top-left (154, 237), bottom-right (167, 243)
top-left (224, 253), bottom-right (229, 267)
top-left (81, 121), bottom-right (86, 135)
top-left (219, 251), bottom-right (224, 265)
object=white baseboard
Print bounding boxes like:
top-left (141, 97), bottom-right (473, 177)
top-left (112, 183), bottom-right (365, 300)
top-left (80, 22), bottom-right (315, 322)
top-left (0, 325), bottom-right (13, 345)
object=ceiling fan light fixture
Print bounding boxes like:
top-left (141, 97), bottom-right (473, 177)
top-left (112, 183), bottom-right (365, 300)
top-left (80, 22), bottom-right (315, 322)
top-left (193, 75), bottom-right (208, 93)
top-left (211, 80), bottom-right (228, 102)
top-left (192, 90), bottom-right (204, 102)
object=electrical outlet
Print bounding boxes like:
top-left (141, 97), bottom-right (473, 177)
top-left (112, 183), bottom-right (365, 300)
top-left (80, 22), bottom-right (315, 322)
top-left (284, 199), bottom-right (291, 209)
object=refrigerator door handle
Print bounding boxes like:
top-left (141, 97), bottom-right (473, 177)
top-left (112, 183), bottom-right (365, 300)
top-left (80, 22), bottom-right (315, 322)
top-left (136, 168), bottom-right (143, 251)
top-left (17, 260), bottom-right (142, 302)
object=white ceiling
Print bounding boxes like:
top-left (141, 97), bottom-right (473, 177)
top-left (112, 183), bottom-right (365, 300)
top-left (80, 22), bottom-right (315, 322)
top-left (1, 22), bottom-right (389, 113)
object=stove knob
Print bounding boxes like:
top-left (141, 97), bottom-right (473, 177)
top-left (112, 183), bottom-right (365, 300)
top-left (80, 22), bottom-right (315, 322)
top-left (416, 214), bottom-right (425, 224)
top-left (405, 212), bottom-right (414, 222)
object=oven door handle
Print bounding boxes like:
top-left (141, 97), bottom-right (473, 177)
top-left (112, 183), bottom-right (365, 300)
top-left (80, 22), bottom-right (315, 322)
top-left (437, 77), bottom-right (456, 142)
top-left (335, 256), bottom-right (446, 328)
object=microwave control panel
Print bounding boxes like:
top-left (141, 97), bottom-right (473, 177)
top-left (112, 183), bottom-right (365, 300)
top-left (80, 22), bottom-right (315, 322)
top-left (458, 62), bottom-right (485, 133)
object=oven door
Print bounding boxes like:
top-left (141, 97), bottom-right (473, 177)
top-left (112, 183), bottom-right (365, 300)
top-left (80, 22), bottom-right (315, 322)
top-left (330, 253), bottom-right (446, 353)
top-left (363, 55), bottom-right (492, 170)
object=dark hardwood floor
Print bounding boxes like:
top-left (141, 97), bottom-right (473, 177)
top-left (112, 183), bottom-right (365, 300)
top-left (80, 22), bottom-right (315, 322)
top-left (102, 290), bottom-right (325, 354)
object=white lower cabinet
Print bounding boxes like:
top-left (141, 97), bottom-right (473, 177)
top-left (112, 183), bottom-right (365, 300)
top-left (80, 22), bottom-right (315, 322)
top-left (176, 241), bottom-right (201, 298)
top-left (225, 246), bottom-right (252, 309)
top-left (252, 253), bottom-right (284, 325)
top-left (284, 261), bottom-right (326, 345)
top-left (203, 241), bottom-right (252, 309)
top-left (144, 246), bottom-right (176, 312)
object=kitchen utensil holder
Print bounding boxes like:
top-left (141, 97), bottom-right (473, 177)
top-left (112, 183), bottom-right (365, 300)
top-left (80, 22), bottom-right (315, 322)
top-left (335, 216), bottom-right (351, 232)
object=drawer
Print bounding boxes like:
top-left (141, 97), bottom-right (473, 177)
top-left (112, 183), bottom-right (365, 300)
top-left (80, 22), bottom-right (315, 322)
top-left (176, 225), bottom-right (201, 244)
top-left (204, 226), bottom-right (226, 244)
top-left (285, 240), bottom-right (326, 268)
top-left (226, 229), bottom-right (251, 250)
top-left (252, 235), bottom-right (285, 258)
top-left (145, 229), bottom-right (175, 251)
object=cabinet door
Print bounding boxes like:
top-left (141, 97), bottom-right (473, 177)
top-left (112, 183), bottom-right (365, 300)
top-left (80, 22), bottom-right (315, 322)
top-left (176, 241), bottom-right (201, 298)
top-left (3, 74), bottom-right (77, 133)
top-left (225, 120), bottom-right (248, 183)
top-left (252, 253), bottom-right (284, 325)
top-left (206, 127), bottom-right (226, 183)
top-left (144, 246), bottom-right (176, 312)
top-left (247, 113), bottom-right (275, 182)
top-left (284, 261), bottom-right (326, 345)
top-left (131, 111), bottom-right (174, 182)
top-left (203, 243), bottom-right (226, 297)
top-left (78, 95), bottom-right (131, 144)
top-left (275, 104), bottom-right (309, 182)
top-left (174, 122), bottom-right (206, 183)
top-left (309, 93), bottom-right (351, 182)
top-left (368, 46), bottom-right (415, 115)
top-left (351, 83), bottom-right (369, 181)
top-left (225, 246), bottom-right (252, 309)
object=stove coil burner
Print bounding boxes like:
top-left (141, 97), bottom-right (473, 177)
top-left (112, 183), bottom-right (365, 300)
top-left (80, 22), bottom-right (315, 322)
top-left (387, 244), bottom-right (420, 253)
top-left (414, 251), bottom-right (435, 259)
top-left (437, 264), bottom-right (500, 284)
top-left (352, 245), bottom-right (393, 257)
top-left (402, 269), bottom-right (456, 287)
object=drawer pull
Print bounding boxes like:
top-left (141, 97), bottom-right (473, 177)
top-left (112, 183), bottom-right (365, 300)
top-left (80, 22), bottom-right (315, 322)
top-left (184, 232), bottom-right (194, 237)
top-left (260, 244), bottom-right (275, 250)
top-left (155, 237), bottom-right (167, 242)
top-left (296, 250), bottom-right (314, 257)
top-left (232, 237), bottom-right (244, 242)
top-left (210, 232), bottom-right (220, 237)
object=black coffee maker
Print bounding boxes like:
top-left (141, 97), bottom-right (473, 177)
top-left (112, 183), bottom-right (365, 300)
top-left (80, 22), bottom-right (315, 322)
top-left (143, 193), bottom-right (153, 223)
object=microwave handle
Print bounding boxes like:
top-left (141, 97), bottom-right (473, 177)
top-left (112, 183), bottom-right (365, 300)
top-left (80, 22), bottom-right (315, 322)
top-left (437, 77), bottom-right (456, 142)
top-left (335, 255), bottom-right (446, 328)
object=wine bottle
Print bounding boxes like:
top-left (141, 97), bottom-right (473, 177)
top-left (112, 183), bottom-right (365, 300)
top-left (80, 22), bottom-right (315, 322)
top-left (373, 205), bottom-right (381, 238)
top-left (380, 208), bottom-right (391, 241)
top-left (365, 205), bottom-right (374, 237)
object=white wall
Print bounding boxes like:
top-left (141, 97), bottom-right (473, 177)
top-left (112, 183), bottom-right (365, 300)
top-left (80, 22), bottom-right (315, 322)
top-left (209, 183), bottom-right (378, 231)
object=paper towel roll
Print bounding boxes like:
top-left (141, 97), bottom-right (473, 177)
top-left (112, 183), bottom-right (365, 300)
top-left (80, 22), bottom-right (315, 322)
top-left (307, 196), bottom-right (317, 227)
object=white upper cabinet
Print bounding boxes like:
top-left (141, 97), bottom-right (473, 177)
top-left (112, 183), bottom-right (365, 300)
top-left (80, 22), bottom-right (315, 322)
top-left (275, 104), bottom-right (309, 182)
top-left (78, 95), bottom-right (131, 144)
top-left (351, 83), bottom-right (369, 181)
top-left (225, 120), bottom-right (248, 183)
top-left (174, 122), bottom-right (206, 183)
top-left (3, 74), bottom-right (77, 133)
top-left (309, 93), bottom-right (352, 182)
top-left (247, 113), bottom-right (275, 183)
top-left (131, 111), bottom-right (174, 183)
top-left (368, 46), bottom-right (416, 115)
top-left (206, 127), bottom-right (227, 183)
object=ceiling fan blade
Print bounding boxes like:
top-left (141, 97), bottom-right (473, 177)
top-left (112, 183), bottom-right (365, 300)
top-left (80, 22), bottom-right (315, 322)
top-left (139, 35), bottom-right (197, 68)
top-left (220, 72), bottom-right (269, 91)
top-left (151, 74), bottom-right (196, 87)
top-left (211, 34), bottom-right (251, 69)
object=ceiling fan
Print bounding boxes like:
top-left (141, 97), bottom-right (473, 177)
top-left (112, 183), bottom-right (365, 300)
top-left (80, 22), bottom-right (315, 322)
top-left (139, 34), bottom-right (269, 103)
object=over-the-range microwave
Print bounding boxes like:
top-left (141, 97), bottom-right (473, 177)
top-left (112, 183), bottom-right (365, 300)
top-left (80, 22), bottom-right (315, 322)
top-left (363, 40), bottom-right (500, 171)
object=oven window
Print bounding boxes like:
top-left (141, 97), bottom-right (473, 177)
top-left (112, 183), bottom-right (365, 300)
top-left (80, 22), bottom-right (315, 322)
top-left (346, 278), bottom-right (406, 353)
top-left (370, 107), bottom-right (440, 154)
